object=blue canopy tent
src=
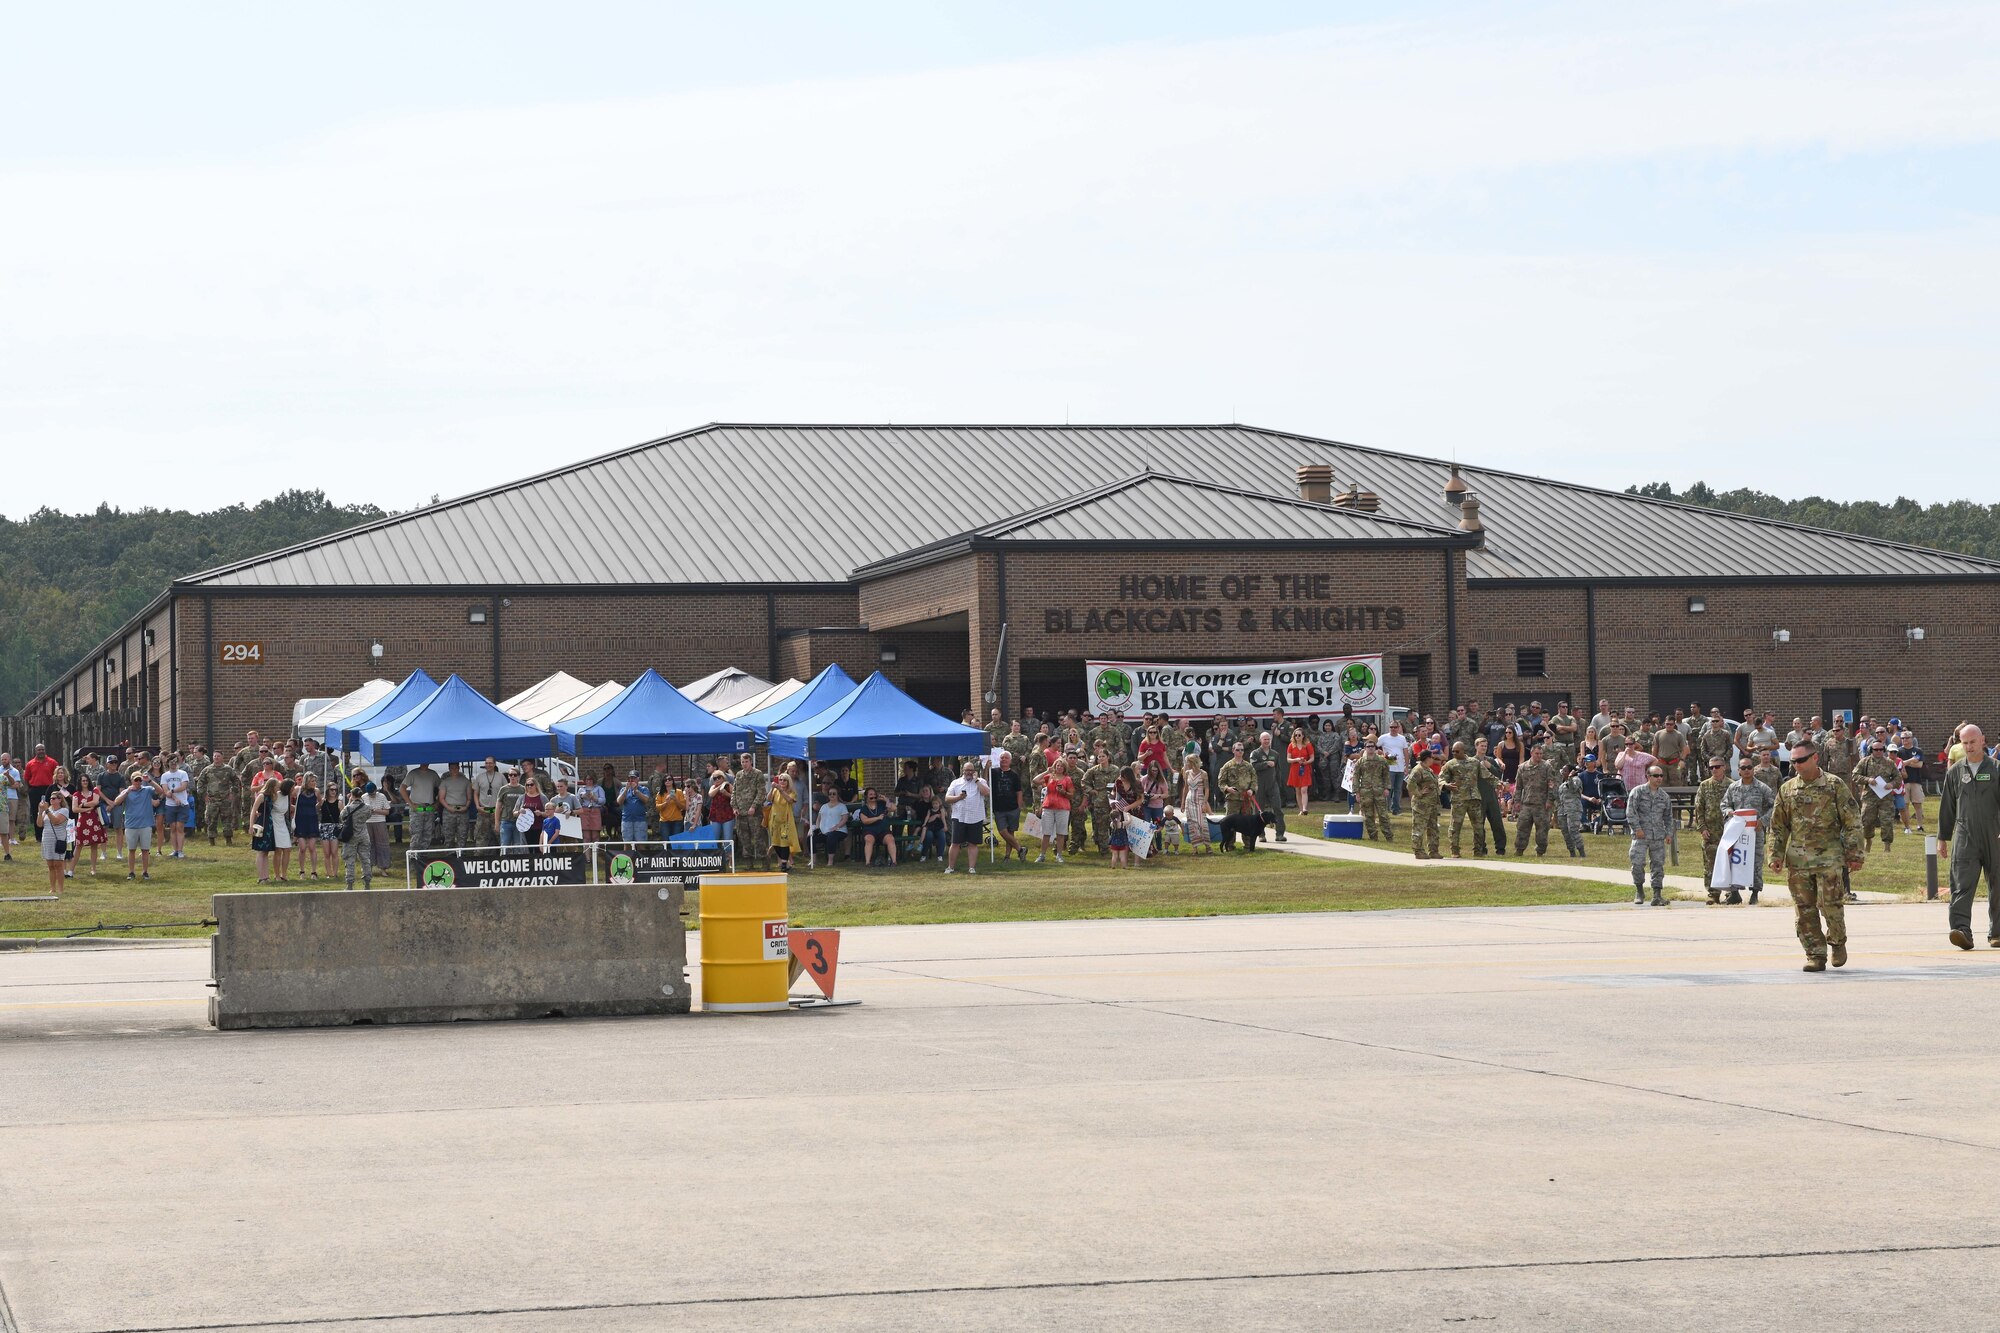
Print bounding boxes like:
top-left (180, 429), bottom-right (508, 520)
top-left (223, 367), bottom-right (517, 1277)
top-left (729, 663), bottom-right (859, 741)
top-left (550, 669), bottom-right (754, 757)
top-left (768, 672), bottom-right (989, 865)
top-left (357, 674), bottom-right (552, 765)
top-left (768, 672), bottom-right (988, 761)
top-left (323, 669), bottom-right (439, 753)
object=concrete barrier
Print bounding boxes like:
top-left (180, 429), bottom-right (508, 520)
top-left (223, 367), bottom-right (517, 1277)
top-left (209, 882), bottom-right (690, 1030)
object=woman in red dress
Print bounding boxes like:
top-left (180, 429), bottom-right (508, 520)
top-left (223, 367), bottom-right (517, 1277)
top-left (72, 778), bottom-right (109, 875)
top-left (1286, 731), bottom-right (1316, 815)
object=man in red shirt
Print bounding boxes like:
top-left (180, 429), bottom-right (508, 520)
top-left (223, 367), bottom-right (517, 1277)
top-left (23, 744), bottom-right (58, 821)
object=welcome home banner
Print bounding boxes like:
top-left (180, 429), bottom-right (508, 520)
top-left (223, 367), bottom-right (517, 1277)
top-left (1085, 654), bottom-right (1386, 720)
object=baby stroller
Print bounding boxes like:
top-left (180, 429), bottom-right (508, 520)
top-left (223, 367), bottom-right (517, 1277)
top-left (1593, 776), bottom-right (1629, 834)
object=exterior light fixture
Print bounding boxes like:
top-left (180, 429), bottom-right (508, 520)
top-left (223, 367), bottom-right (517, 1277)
top-left (105, 656), bottom-right (118, 675)
top-left (468, 607), bottom-right (488, 625)
top-left (879, 646), bottom-right (899, 664)
top-left (1772, 629), bottom-right (1791, 644)
top-left (143, 628), bottom-right (155, 647)
top-left (1687, 597), bottom-right (1707, 614)
top-left (370, 642), bottom-right (385, 659)
top-left (1906, 627), bottom-right (1925, 642)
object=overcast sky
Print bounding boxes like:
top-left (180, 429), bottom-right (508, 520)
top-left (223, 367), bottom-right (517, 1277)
top-left (5, 0), bottom-right (1995, 517)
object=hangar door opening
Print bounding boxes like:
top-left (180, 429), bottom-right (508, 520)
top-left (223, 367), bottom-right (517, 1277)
top-left (1649, 673), bottom-right (1749, 720)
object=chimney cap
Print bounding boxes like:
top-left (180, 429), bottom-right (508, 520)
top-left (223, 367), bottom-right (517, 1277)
top-left (1458, 496), bottom-right (1484, 533)
top-left (1443, 463), bottom-right (1469, 499)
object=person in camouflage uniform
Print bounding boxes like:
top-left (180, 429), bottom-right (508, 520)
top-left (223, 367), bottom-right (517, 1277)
top-left (1248, 731), bottom-right (1286, 842)
top-left (1000, 721), bottom-right (1030, 770)
top-left (984, 708), bottom-right (1007, 752)
top-left (1351, 739), bottom-right (1391, 840)
top-left (1820, 722), bottom-right (1859, 793)
top-left (1512, 742), bottom-right (1557, 855)
top-left (1442, 743), bottom-right (1487, 857)
top-left (1627, 762), bottom-right (1676, 906)
top-left (1160, 720), bottom-right (1186, 763)
top-left (731, 755), bottom-right (771, 868)
top-left (1087, 715), bottom-right (1124, 765)
top-left (1405, 758), bottom-right (1441, 858)
top-left (1216, 742), bottom-right (1260, 852)
top-left (201, 759), bottom-right (243, 844)
top-left (1448, 708), bottom-right (1481, 759)
top-left (1722, 753), bottom-right (1776, 906)
top-left (1853, 745), bottom-right (1898, 850)
top-left (1769, 739), bottom-right (1864, 971)
top-left (1754, 749), bottom-right (1784, 798)
top-left (1081, 752), bottom-right (1123, 853)
top-left (1694, 715), bottom-right (1734, 781)
top-left (1694, 755), bottom-right (1730, 901)
top-left (1555, 767), bottom-right (1586, 856)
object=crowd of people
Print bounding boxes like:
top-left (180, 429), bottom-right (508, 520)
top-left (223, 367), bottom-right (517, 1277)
top-left (0, 701), bottom-right (1953, 902)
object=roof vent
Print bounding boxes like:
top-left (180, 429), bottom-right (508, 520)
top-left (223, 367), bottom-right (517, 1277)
top-left (1296, 464), bottom-right (1333, 505)
top-left (1332, 484), bottom-right (1381, 513)
top-left (1443, 463), bottom-right (1469, 504)
top-left (1458, 496), bottom-right (1485, 544)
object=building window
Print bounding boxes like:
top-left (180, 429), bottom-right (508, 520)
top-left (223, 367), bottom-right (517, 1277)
top-left (1515, 647), bottom-right (1547, 677)
top-left (1467, 649), bottom-right (1481, 676)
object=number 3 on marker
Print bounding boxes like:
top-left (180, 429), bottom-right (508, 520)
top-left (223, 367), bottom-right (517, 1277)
top-left (805, 936), bottom-right (828, 975)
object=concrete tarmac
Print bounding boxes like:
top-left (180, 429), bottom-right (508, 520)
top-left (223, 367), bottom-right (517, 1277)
top-left (3, 901), bottom-right (1998, 1332)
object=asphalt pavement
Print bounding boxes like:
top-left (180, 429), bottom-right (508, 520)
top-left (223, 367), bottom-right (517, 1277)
top-left (2, 900), bottom-right (1997, 1331)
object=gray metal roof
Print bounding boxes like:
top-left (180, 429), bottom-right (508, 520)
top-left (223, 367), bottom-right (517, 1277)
top-left (182, 424), bottom-right (2000, 588)
top-left (990, 474), bottom-right (1462, 544)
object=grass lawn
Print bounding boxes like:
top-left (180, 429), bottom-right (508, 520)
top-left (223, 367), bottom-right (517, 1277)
top-left (0, 835), bottom-right (1636, 939)
top-left (1284, 797), bottom-right (1937, 899)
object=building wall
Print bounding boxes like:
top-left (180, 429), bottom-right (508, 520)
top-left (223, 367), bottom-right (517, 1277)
top-left (172, 588), bottom-right (855, 751)
top-left (990, 545), bottom-right (1462, 720)
top-left (1456, 584), bottom-right (1590, 713)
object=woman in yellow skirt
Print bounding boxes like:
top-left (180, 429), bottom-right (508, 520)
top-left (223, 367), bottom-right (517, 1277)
top-left (766, 773), bottom-right (801, 871)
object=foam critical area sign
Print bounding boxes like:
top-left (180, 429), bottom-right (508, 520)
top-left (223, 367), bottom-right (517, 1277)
top-left (1085, 654), bottom-right (1385, 718)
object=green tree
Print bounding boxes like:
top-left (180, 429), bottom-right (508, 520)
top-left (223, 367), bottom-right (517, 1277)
top-left (0, 491), bottom-right (387, 713)
top-left (1625, 483), bottom-right (2000, 562)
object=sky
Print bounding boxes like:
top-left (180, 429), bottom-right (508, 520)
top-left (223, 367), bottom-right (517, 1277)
top-left (4, 0), bottom-right (1996, 516)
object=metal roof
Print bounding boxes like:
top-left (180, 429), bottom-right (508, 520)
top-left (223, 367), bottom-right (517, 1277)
top-left (181, 424), bottom-right (2000, 588)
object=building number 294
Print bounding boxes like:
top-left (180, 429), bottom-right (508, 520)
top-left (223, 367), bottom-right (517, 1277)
top-left (219, 642), bottom-right (264, 664)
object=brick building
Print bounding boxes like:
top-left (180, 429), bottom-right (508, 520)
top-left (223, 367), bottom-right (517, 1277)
top-left (26, 424), bottom-right (2000, 751)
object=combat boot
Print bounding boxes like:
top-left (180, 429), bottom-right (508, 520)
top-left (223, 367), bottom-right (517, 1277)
top-left (1748, 888), bottom-right (1759, 905)
top-left (1831, 943), bottom-right (1847, 968)
top-left (1651, 893), bottom-right (1667, 907)
top-left (1633, 888), bottom-right (1645, 905)
top-left (1706, 889), bottom-right (1721, 905)
top-left (1950, 928), bottom-right (1974, 950)
top-left (1802, 956), bottom-right (1826, 973)
top-left (1723, 889), bottom-right (1742, 905)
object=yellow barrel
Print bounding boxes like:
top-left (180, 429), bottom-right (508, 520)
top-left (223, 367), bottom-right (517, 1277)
top-left (698, 873), bottom-right (791, 1012)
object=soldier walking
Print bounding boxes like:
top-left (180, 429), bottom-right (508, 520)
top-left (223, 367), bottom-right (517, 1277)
top-left (1351, 740), bottom-right (1390, 841)
top-left (1512, 743), bottom-right (1556, 855)
top-left (1554, 767), bottom-right (1586, 857)
top-left (1854, 745), bottom-right (1898, 851)
top-left (1082, 750), bottom-right (1122, 853)
top-left (1722, 753), bottom-right (1776, 905)
top-left (1628, 762), bottom-right (1675, 906)
top-left (1937, 723), bottom-right (2000, 951)
top-left (1406, 759), bottom-right (1441, 858)
top-left (1216, 743), bottom-right (1260, 852)
top-left (1695, 756), bottom-right (1730, 903)
top-left (1473, 738), bottom-right (1507, 855)
top-left (1769, 739), bottom-right (1864, 971)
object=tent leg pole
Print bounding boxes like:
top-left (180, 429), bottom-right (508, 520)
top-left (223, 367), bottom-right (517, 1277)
top-left (808, 758), bottom-right (815, 869)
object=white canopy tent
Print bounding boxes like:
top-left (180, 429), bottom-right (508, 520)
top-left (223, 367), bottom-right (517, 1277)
top-left (521, 679), bottom-right (623, 730)
top-left (716, 678), bottom-right (804, 720)
top-left (295, 679), bottom-right (396, 743)
top-left (500, 671), bottom-right (593, 723)
top-left (681, 667), bottom-right (776, 714)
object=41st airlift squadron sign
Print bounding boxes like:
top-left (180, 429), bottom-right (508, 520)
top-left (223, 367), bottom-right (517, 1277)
top-left (1085, 654), bottom-right (1386, 719)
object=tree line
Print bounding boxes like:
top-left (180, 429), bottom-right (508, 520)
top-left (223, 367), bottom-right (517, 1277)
top-left (0, 491), bottom-right (388, 715)
top-left (1627, 482), bottom-right (2000, 560)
